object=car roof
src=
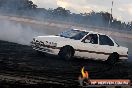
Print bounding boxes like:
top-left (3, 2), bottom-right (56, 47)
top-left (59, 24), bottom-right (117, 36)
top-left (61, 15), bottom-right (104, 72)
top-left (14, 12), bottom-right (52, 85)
top-left (73, 28), bottom-right (106, 35)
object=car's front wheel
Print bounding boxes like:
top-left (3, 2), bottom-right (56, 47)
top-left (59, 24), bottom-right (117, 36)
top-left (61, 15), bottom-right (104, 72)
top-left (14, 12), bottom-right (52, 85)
top-left (106, 53), bottom-right (119, 65)
top-left (58, 46), bottom-right (74, 60)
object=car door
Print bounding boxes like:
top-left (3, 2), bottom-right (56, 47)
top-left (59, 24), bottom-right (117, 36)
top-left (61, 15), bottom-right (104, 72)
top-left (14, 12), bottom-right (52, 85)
top-left (97, 34), bottom-right (115, 60)
top-left (75, 34), bottom-right (100, 59)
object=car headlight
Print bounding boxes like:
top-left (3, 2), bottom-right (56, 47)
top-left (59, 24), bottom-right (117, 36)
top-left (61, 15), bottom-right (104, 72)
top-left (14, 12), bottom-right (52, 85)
top-left (45, 41), bottom-right (57, 47)
top-left (47, 42), bottom-right (57, 47)
top-left (34, 40), bottom-right (57, 47)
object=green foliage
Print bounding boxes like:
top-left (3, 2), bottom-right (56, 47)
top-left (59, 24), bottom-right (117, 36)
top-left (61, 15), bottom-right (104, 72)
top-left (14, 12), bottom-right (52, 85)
top-left (47, 7), bottom-right (132, 31)
top-left (0, 0), bottom-right (37, 9)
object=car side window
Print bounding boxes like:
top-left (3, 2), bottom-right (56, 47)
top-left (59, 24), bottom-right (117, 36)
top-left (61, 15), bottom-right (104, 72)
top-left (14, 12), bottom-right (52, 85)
top-left (83, 34), bottom-right (98, 44)
top-left (99, 35), bottom-right (114, 46)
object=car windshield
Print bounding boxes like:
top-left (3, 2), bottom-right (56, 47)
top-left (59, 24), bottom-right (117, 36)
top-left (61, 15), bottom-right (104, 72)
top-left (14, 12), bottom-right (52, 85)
top-left (59, 29), bottom-right (88, 40)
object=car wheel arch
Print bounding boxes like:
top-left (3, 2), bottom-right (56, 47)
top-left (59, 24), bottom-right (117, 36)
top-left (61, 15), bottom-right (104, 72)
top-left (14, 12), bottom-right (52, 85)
top-left (59, 45), bottom-right (75, 56)
top-left (106, 52), bottom-right (120, 65)
top-left (111, 52), bottom-right (119, 57)
top-left (108, 52), bottom-right (120, 59)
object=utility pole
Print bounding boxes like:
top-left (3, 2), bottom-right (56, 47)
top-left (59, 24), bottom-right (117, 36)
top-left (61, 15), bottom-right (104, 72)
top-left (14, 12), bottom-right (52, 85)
top-left (111, 1), bottom-right (113, 22)
top-left (108, 1), bottom-right (113, 29)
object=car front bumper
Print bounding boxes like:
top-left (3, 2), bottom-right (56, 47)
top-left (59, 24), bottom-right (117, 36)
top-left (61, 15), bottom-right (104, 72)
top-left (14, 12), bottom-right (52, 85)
top-left (31, 41), bottom-right (59, 55)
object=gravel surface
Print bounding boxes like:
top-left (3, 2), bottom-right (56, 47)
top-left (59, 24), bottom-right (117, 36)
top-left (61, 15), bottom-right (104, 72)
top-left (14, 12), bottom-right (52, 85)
top-left (0, 40), bottom-right (131, 87)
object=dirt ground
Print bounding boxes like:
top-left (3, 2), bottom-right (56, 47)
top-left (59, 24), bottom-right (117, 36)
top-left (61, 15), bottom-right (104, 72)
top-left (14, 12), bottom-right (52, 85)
top-left (0, 40), bottom-right (131, 88)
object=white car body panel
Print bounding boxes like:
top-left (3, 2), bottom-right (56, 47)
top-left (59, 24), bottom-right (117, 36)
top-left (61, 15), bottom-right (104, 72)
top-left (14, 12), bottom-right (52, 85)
top-left (31, 29), bottom-right (128, 61)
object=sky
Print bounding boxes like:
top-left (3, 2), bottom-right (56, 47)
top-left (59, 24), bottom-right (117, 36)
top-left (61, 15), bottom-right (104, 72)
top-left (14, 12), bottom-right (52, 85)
top-left (32, 0), bottom-right (132, 22)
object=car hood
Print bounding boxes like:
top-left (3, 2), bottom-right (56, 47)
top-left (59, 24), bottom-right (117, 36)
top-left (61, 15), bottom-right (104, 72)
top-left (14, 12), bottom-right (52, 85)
top-left (34, 35), bottom-right (71, 43)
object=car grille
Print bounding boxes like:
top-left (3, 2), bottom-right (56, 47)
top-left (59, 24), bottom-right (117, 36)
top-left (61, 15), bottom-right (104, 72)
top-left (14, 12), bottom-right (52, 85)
top-left (31, 40), bottom-right (45, 48)
top-left (31, 39), bottom-right (53, 53)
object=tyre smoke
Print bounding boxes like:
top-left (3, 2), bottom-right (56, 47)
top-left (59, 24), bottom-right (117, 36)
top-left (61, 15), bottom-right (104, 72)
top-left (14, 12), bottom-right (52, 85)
top-left (0, 20), bottom-right (44, 45)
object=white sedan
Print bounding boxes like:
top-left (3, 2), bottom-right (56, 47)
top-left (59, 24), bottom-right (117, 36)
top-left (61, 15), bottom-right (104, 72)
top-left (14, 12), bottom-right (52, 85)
top-left (31, 29), bottom-right (128, 65)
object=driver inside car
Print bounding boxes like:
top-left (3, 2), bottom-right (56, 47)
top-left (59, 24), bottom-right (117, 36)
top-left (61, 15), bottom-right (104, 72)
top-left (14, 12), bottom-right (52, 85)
top-left (84, 34), bottom-right (94, 43)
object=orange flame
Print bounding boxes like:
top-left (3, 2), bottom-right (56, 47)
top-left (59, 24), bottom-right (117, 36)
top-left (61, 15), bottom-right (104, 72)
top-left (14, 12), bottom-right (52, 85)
top-left (81, 67), bottom-right (89, 78)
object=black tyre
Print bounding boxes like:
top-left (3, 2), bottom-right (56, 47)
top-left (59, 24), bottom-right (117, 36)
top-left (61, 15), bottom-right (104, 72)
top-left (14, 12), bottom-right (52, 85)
top-left (106, 53), bottom-right (119, 65)
top-left (59, 46), bottom-right (74, 60)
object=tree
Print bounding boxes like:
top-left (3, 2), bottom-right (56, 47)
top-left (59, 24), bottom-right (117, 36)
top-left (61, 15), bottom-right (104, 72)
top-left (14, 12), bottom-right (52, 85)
top-left (0, 0), bottom-right (37, 10)
top-left (53, 7), bottom-right (71, 17)
top-left (25, 0), bottom-right (37, 9)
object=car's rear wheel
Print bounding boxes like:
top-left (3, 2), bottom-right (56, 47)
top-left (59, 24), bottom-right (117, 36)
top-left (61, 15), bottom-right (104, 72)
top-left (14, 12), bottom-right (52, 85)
top-left (59, 46), bottom-right (74, 60)
top-left (106, 53), bottom-right (119, 65)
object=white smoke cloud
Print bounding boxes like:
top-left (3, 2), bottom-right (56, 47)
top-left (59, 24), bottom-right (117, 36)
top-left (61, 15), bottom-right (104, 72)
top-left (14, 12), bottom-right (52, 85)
top-left (32, 0), bottom-right (132, 22)
top-left (56, 0), bottom-right (92, 13)
top-left (0, 20), bottom-right (44, 45)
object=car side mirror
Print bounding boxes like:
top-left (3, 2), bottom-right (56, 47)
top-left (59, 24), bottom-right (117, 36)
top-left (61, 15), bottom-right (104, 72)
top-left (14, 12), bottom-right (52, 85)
top-left (84, 39), bottom-right (90, 43)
